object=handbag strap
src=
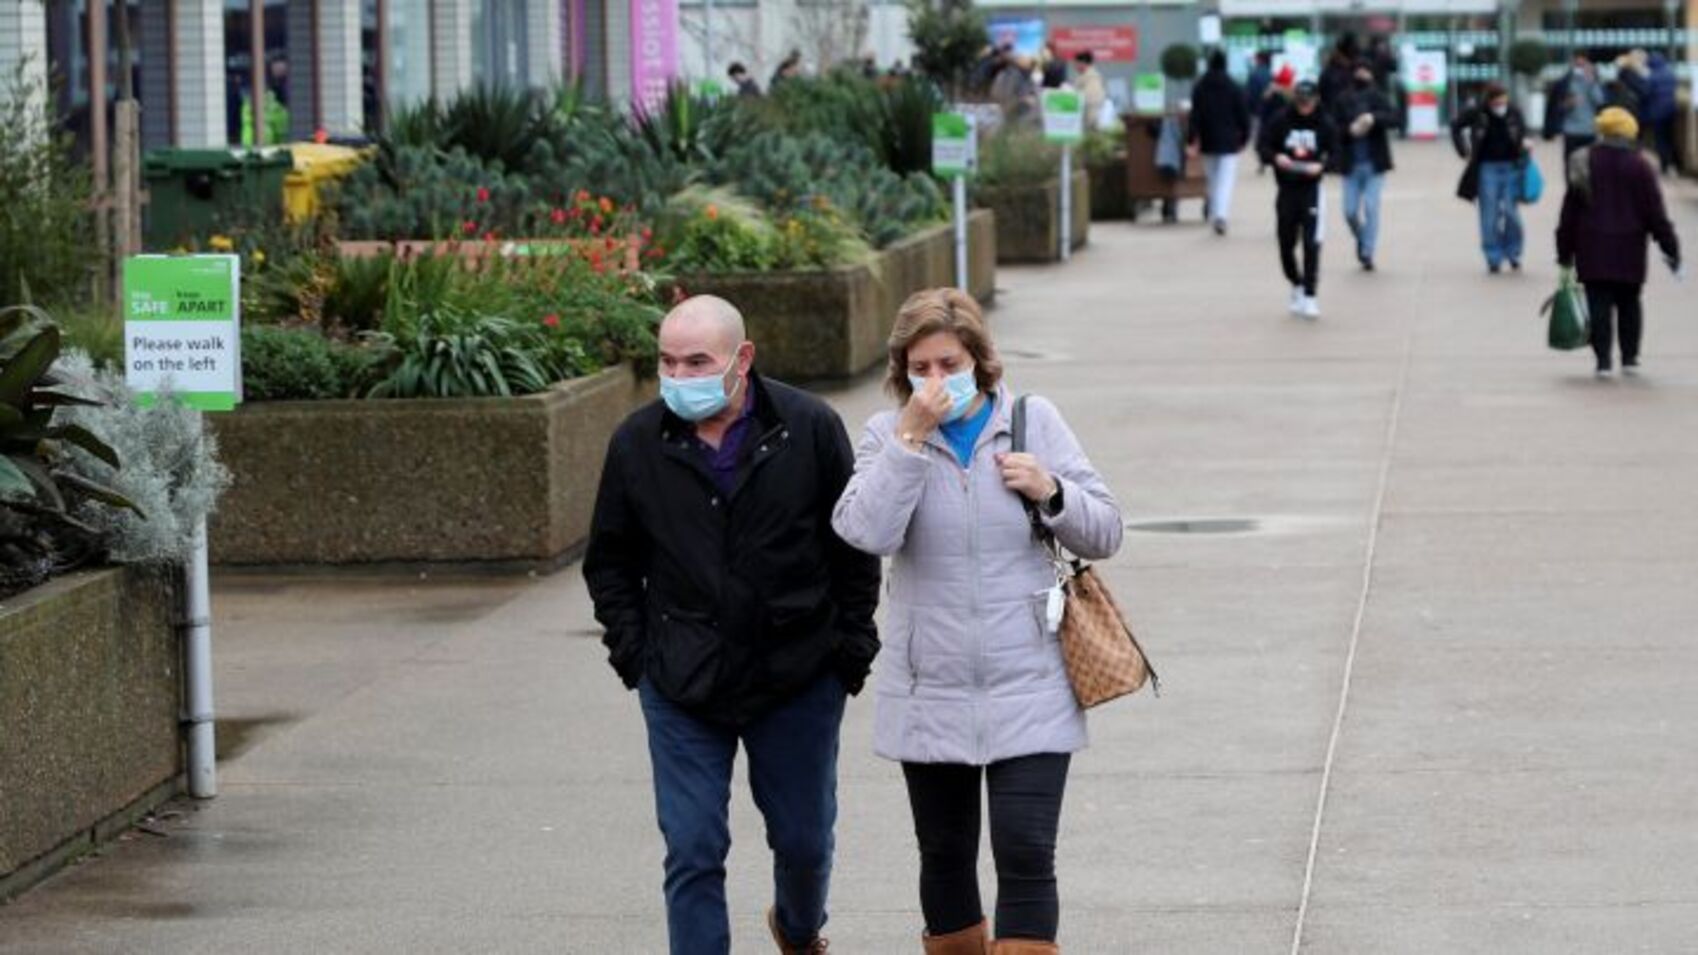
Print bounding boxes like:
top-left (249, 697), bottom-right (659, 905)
top-left (1012, 395), bottom-right (1064, 557)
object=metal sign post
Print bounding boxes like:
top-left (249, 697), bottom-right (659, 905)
top-left (1042, 89), bottom-right (1085, 263)
top-left (933, 111), bottom-right (977, 290)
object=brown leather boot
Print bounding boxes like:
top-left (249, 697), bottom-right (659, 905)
top-left (768, 907), bottom-right (829, 953)
top-left (923, 918), bottom-right (990, 954)
top-left (991, 940), bottom-right (1058, 954)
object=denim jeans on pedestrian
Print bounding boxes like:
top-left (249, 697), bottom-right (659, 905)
top-left (1342, 165), bottom-right (1384, 260)
top-left (1476, 160), bottom-right (1524, 268)
top-left (639, 672), bottom-right (847, 955)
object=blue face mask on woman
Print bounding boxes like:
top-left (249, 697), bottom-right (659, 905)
top-left (909, 367), bottom-right (980, 423)
top-left (662, 363), bottom-right (741, 421)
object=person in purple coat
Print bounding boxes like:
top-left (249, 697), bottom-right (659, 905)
top-left (1556, 107), bottom-right (1682, 379)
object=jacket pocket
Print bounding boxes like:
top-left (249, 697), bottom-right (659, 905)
top-left (645, 603), bottom-right (726, 708)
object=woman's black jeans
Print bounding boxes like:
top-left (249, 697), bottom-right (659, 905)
top-left (902, 753), bottom-right (1071, 942)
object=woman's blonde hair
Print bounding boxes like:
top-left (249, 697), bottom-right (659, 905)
top-left (885, 288), bottom-right (1003, 402)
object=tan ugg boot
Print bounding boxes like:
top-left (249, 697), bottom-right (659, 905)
top-left (991, 940), bottom-right (1058, 954)
top-left (922, 918), bottom-right (990, 954)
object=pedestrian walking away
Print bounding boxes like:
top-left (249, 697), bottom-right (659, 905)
top-left (1644, 53), bottom-right (1681, 175)
top-left (1551, 54), bottom-right (1604, 158)
top-left (583, 295), bottom-right (882, 955)
top-left (729, 61), bottom-right (762, 98)
top-left (832, 288), bottom-right (1125, 954)
top-left (1334, 60), bottom-right (1400, 271)
top-left (1555, 108), bottom-right (1682, 378)
top-left (1189, 49), bottom-right (1252, 236)
top-left (1259, 80), bottom-right (1335, 319)
top-left (1452, 82), bottom-right (1532, 274)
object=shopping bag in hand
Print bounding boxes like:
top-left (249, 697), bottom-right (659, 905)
top-left (1543, 268), bottom-right (1590, 351)
top-left (1520, 158), bottom-right (1544, 204)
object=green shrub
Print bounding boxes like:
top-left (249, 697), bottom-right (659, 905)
top-left (333, 145), bottom-right (534, 240)
top-left (0, 307), bottom-right (138, 596)
top-left (240, 325), bottom-right (369, 401)
top-left (1161, 44), bottom-right (1200, 81)
top-left (56, 304), bottom-right (125, 369)
top-left (710, 131), bottom-right (944, 248)
top-left (1509, 39), bottom-right (1550, 78)
top-left (0, 65), bottom-right (96, 308)
top-left (364, 310), bottom-right (581, 399)
top-left (906, 0), bottom-right (988, 98)
top-left (976, 128), bottom-right (1062, 189)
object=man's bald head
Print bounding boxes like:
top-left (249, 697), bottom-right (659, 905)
top-left (661, 295), bottom-right (747, 355)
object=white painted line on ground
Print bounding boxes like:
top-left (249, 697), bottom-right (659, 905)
top-left (1288, 306), bottom-right (1418, 955)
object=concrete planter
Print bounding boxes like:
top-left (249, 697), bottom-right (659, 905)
top-left (208, 364), bottom-right (653, 568)
top-left (676, 212), bottom-right (996, 382)
top-left (978, 171), bottom-right (1091, 264)
top-left (1089, 157), bottom-right (1132, 221)
top-left (1, 567), bottom-right (181, 900)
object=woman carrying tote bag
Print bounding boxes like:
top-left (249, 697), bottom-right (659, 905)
top-left (832, 288), bottom-right (1124, 955)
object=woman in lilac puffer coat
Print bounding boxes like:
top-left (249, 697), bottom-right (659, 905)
top-left (832, 288), bottom-right (1123, 955)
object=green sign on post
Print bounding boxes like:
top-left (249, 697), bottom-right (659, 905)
top-left (932, 112), bottom-right (975, 177)
top-left (122, 255), bottom-right (243, 411)
top-left (1041, 90), bottom-right (1084, 144)
top-left (1132, 74), bottom-right (1166, 114)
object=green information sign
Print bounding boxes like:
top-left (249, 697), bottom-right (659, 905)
top-left (1132, 73), bottom-right (1166, 114)
top-left (122, 255), bottom-right (243, 411)
top-left (932, 112), bottom-right (976, 177)
top-left (1041, 90), bottom-right (1084, 144)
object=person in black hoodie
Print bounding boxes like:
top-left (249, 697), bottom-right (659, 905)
top-left (1188, 49), bottom-right (1252, 236)
top-left (585, 295), bottom-right (881, 954)
top-left (1334, 60), bottom-right (1400, 271)
top-left (1259, 80), bottom-right (1336, 319)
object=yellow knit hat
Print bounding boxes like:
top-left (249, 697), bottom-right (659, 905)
top-left (1596, 106), bottom-right (1639, 141)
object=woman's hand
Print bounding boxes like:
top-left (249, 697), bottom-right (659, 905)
top-left (995, 452), bottom-right (1058, 503)
top-left (895, 378), bottom-right (951, 451)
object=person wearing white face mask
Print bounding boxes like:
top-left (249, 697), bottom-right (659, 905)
top-left (585, 295), bottom-right (881, 955)
top-left (832, 288), bottom-right (1124, 955)
top-left (1451, 82), bottom-right (1533, 273)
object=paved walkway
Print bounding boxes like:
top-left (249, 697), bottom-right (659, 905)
top-left (4, 143), bottom-right (1698, 954)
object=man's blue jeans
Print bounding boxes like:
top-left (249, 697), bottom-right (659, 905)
top-left (1476, 160), bottom-right (1525, 268)
top-left (640, 673), bottom-right (847, 955)
top-left (1343, 164), bottom-right (1384, 260)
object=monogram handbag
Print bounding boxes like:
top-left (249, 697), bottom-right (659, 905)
top-left (1012, 396), bottom-right (1160, 708)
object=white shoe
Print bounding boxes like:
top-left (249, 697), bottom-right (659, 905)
top-left (1595, 368), bottom-right (1615, 379)
top-left (1623, 362), bottom-right (1642, 377)
top-left (1299, 295), bottom-right (1321, 320)
top-left (1288, 286), bottom-right (1304, 315)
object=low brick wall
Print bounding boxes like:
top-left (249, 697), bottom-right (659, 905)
top-left (678, 211), bottom-right (996, 381)
top-left (1, 567), bottom-right (181, 899)
top-left (979, 170), bottom-right (1092, 264)
top-left (208, 364), bottom-right (652, 567)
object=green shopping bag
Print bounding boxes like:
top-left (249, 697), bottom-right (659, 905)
top-left (1543, 268), bottom-right (1590, 351)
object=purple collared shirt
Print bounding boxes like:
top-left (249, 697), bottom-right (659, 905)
top-left (690, 389), bottom-right (758, 496)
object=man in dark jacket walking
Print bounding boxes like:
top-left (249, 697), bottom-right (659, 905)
top-left (1259, 80), bottom-right (1336, 319)
top-left (1334, 60), bottom-right (1400, 271)
top-left (1556, 108), bottom-right (1682, 378)
top-left (1189, 49), bottom-right (1252, 235)
top-left (584, 295), bottom-right (881, 954)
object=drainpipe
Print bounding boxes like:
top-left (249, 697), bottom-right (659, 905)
top-left (183, 517), bottom-right (217, 799)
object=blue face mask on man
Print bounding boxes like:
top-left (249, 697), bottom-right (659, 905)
top-left (908, 367), bottom-right (980, 423)
top-left (662, 361), bottom-right (743, 422)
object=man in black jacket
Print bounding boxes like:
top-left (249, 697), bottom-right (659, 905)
top-left (1188, 49), bottom-right (1251, 236)
top-left (1334, 61), bottom-right (1400, 271)
top-left (1259, 80), bottom-right (1336, 319)
top-left (584, 295), bottom-right (881, 955)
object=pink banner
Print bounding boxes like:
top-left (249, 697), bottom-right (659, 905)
top-left (629, 0), bottom-right (679, 110)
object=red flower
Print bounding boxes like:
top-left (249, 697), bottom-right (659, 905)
top-left (575, 189), bottom-right (591, 204)
top-left (542, 314), bottom-right (561, 328)
top-left (483, 231), bottom-right (498, 243)
top-left (591, 261), bottom-right (607, 275)
top-left (589, 218), bottom-right (602, 236)
top-left (598, 197), bottom-right (614, 214)
top-left (462, 220), bottom-right (478, 235)
top-left (640, 227), bottom-right (653, 241)
top-left (476, 187), bottom-right (491, 203)
top-left (551, 207), bottom-right (567, 225)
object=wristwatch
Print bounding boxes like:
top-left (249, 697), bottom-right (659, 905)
top-left (1041, 482), bottom-right (1064, 517)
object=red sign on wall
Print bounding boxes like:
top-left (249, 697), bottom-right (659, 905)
top-left (1051, 26), bottom-right (1138, 64)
